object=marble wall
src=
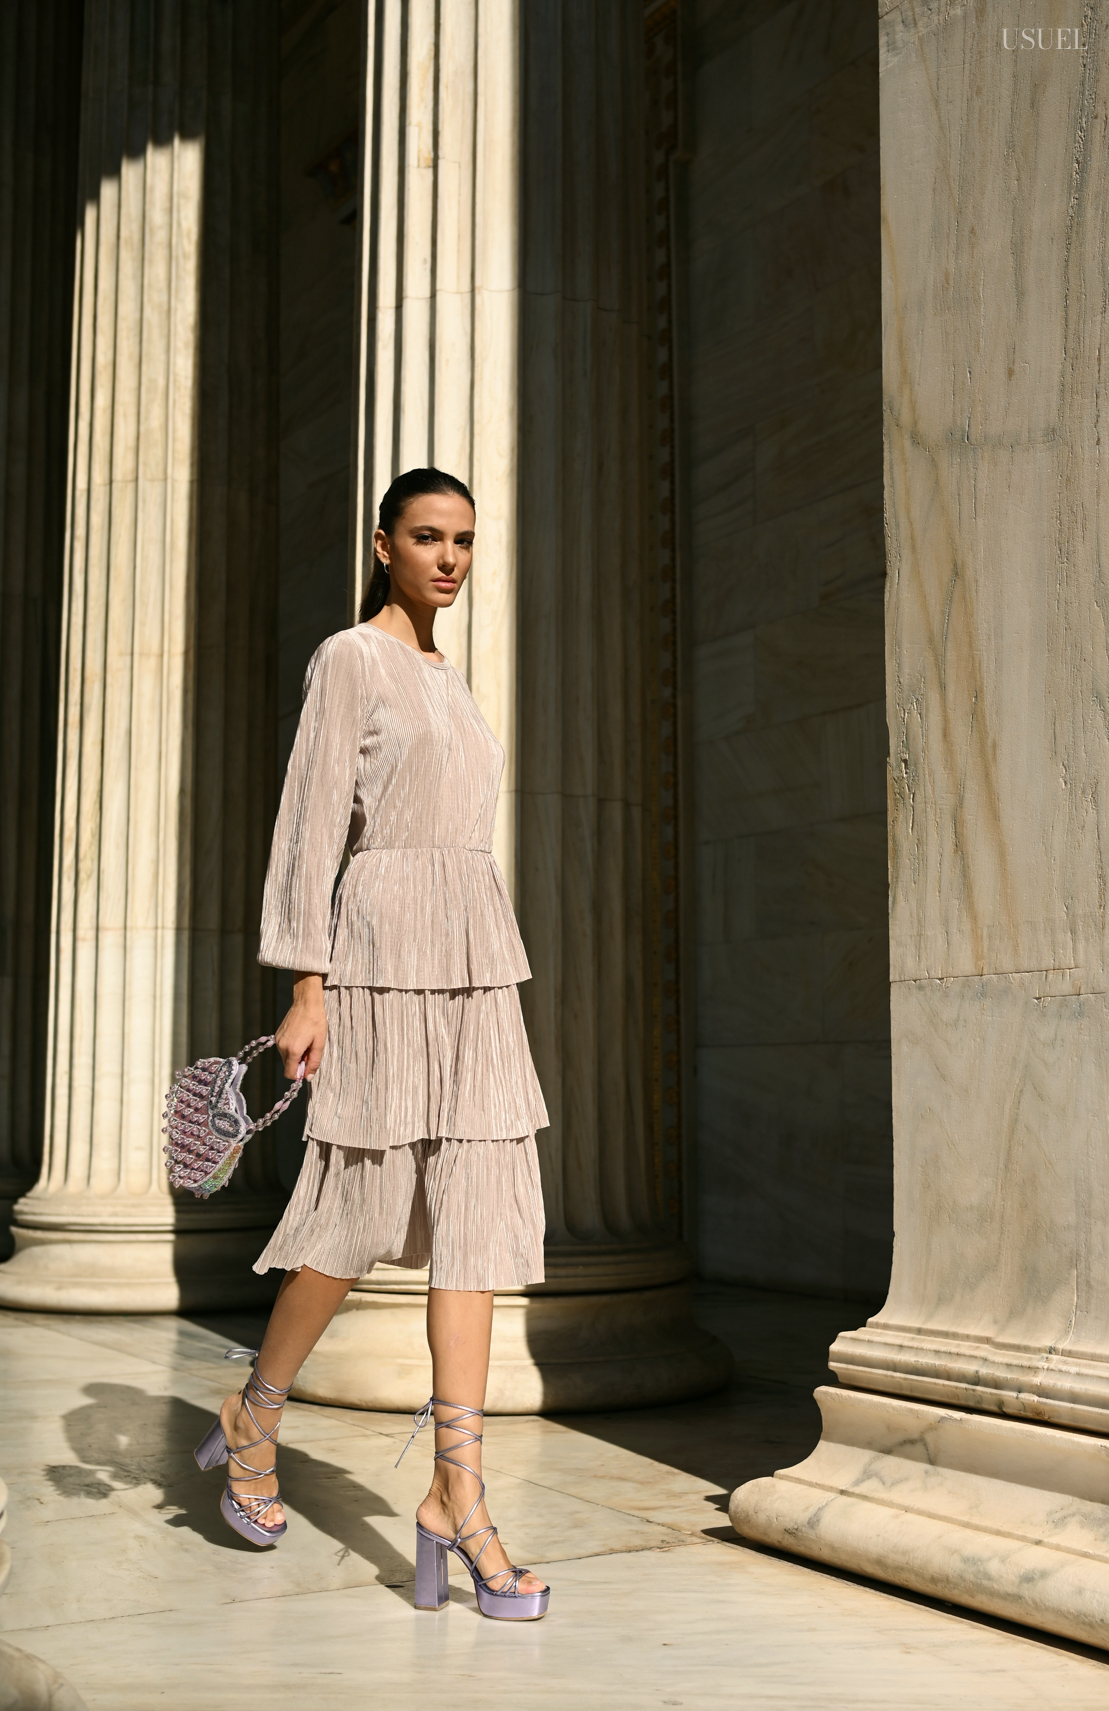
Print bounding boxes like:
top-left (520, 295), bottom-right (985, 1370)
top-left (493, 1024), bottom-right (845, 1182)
top-left (688, 0), bottom-right (889, 1293)
top-left (834, 0), bottom-right (1109, 1415)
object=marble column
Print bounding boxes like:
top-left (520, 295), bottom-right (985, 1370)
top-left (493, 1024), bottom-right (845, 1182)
top-left (294, 0), bottom-right (730, 1411)
top-left (0, 4), bottom-right (83, 1259)
top-left (0, 0), bottom-right (286, 1313)
top-left (730, 4), bottom-right (1109, 1646)
top-left (347, 0), bottom-right (519, 889)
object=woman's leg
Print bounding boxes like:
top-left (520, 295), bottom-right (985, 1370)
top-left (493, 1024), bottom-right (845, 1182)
top-left (220, 1265), bottom-right (357, 1528)
top-left (416, 1287), bottom-right (547, 1595)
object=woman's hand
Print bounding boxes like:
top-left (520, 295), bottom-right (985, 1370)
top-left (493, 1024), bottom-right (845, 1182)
top-left (274, 972), bottom-right (328, 1081)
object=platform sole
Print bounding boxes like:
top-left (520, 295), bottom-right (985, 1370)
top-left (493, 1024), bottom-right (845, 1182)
top-left (415, 1523), bottom-right (549, 1619)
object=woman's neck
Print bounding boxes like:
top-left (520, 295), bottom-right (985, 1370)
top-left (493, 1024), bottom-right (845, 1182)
top-left (368, 593), bottom-right (439, 657)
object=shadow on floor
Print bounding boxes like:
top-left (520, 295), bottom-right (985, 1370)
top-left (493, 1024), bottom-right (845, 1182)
top-left (182, 1310), bottom-right (272, 1351)
top-left (183, 1285), bottom-right (879, 1496)
top-left (45, 1382), bottom-right (414, 1592)
top-left (548, 1284), bottom-right (883, 1496)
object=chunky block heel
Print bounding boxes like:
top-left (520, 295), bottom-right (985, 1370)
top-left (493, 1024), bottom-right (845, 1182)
top-left (193, 1417), bottom-right (230, 1471)
top-left (415, 1525), bottom-right (450, 1609)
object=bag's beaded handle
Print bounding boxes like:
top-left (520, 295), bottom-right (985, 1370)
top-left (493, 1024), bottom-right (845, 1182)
top-left (237, 1035), bottom-right (307, 1132)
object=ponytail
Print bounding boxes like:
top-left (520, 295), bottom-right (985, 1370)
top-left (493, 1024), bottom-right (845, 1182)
top-left (358, 557), bottom-right (390, 623)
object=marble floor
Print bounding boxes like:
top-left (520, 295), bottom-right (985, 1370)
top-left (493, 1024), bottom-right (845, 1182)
top-left (4, 1285), bottom-right (1109, 1709)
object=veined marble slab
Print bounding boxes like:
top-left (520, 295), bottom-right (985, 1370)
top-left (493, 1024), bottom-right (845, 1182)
top-left (9, 1297), bottom-right (1109, 1707)
top-left (732, 1387), bottom-right (1109, 1649)
top-left (11, 1533), bottom-right (1109, 1711)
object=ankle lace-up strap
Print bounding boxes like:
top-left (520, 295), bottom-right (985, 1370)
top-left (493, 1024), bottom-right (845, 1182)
top-left (395, 1396), bottom-right (483, 1469)
top-left (397, 1397), bottom-right (526, 1596)
top-left (394, 1395), bottom-right (438, 1468)
top-left (223, 1348), bottom-right (292, 1523)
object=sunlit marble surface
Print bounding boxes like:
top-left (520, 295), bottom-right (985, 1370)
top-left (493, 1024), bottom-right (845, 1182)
top-left (4, 1286), bottom-right (1109, 1709)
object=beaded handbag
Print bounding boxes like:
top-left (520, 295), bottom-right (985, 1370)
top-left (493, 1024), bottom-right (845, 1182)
top-left (162, 1035), bottom-right (305, 1199)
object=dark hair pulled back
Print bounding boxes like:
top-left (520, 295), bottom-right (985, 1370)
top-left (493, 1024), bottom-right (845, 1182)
top-left (357, 466), bottom-right (475, 624)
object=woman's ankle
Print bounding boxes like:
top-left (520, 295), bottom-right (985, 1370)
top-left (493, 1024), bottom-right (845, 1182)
top-left (222, 1389), bottom-right (285, 1445)
top-left (422, 1479), bottom-right (480, 1517)
top-left (430, 1470), bottom-right (480, 1507)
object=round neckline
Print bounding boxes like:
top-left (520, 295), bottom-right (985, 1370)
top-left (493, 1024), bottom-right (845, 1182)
top-left (362, 622), bottom-right (451, 671)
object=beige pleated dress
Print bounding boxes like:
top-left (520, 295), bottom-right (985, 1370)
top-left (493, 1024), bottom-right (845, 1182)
top-left (253, 623), bottom-right (548, 1289)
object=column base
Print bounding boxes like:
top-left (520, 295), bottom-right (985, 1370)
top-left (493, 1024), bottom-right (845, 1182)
top-left (0, 1174), bottom-right (34, 1263)
top-left (292, 1250), bottom-right (732, 1413)
top-left (0, 1221), bottom-right (283, 1313)
top-left (831, 1318), bottom-right (1109, 1432)
top-left (730, 1384), bottom-right (1109, 1650)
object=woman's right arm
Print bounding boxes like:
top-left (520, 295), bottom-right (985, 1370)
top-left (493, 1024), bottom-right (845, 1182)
top-left (259, 633), bottom-right (364, 1072)
top-left (275, 972), bottom-right (328, 1081)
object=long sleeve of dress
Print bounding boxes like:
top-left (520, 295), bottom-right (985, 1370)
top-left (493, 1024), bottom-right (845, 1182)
top-left (258, 632), bottom-right (364, 974)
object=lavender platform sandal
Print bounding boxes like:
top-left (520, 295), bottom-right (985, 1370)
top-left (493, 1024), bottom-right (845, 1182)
top-left (193, 1347), bottom-right (291, 1546)
top-left (397, 1398), bottom-right (550, 1621)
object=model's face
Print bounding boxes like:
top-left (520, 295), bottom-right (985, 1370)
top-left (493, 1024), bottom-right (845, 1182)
top-left (374, 494), bottom-right (475, 610)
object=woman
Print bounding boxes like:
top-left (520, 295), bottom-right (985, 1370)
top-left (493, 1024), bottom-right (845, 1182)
top-left (194, 468), bottom-right (550, 1621)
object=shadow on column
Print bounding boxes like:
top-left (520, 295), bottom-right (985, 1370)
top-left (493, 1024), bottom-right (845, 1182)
top-left (0, 1), bottom-right (85, 1260)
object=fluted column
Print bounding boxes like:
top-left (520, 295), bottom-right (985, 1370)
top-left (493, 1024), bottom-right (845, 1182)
top-left (0, 0), bottom-right (285, 1313)
top-left (731, 5), bottom-right (1109, 1649)
top-left (0, 4), bottom-right (83, 1258)
top-left (348, 0), bottom-right (519, 889)
top-left (517, 0), bottom-right (664, 1274)
top-left (294, 0), bottom-right (728, 1411)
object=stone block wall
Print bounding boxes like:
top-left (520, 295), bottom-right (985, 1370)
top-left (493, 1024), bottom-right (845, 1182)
top-left (688, 0), bottom-right (889, 1294)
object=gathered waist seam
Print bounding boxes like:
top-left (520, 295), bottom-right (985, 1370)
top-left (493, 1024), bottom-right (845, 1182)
top-left (349, 845), bottom-right (494, 856)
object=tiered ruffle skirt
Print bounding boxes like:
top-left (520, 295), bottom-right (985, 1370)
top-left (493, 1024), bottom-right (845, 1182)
top-left (304, 983), bottom-right (547, 1148)
top-left (254, 1133), bottom-right (545, 1287)
top-left (255, 981), bottom-right (549, 1288)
